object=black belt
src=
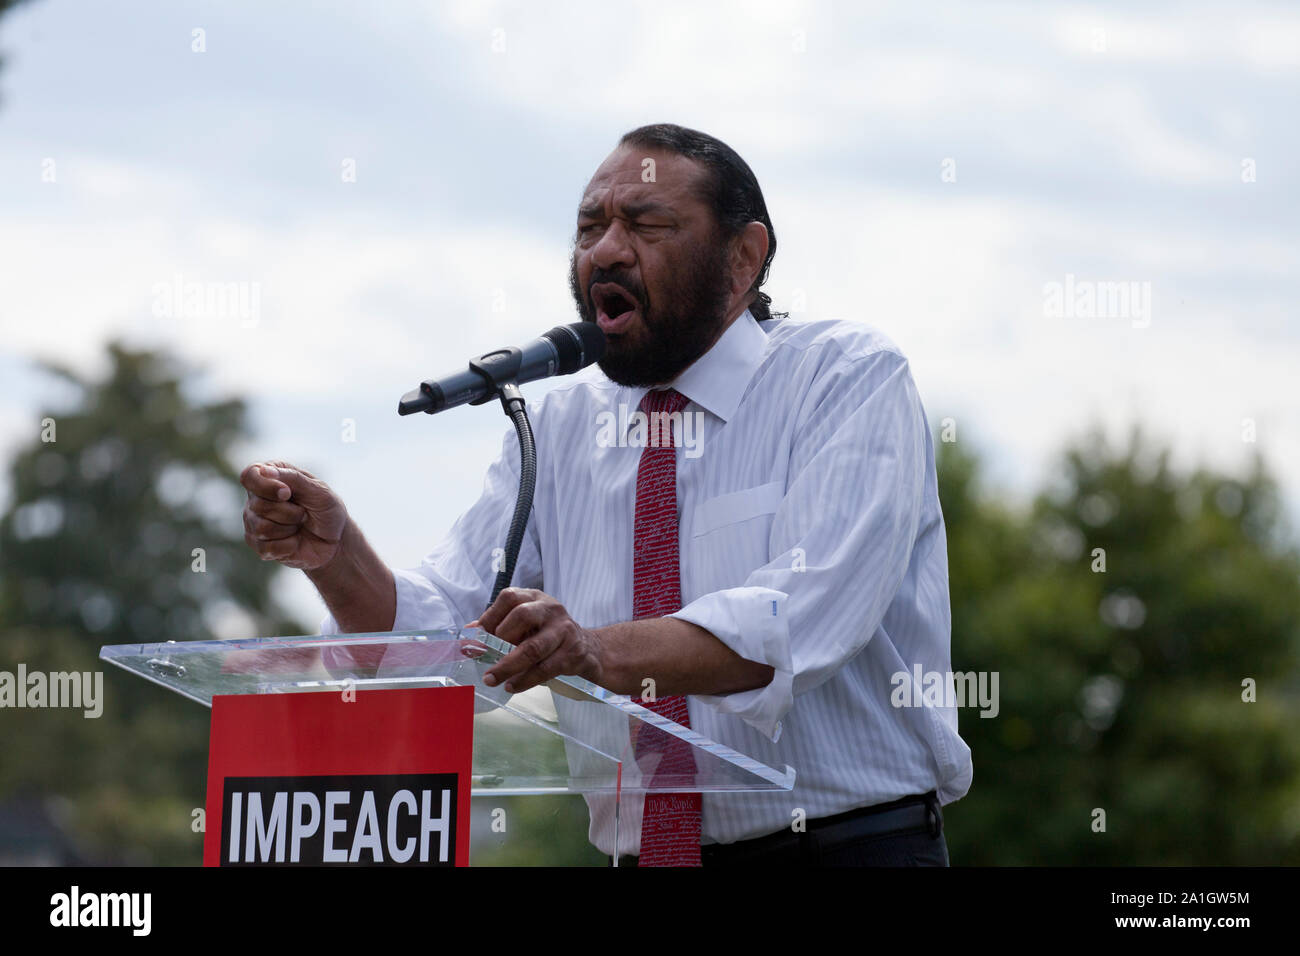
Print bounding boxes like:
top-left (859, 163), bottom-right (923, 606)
top-left (614, 791), bottom-right (942, 867)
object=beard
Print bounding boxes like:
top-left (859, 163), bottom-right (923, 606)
top-left (568, 233), bottom-right (733, 387)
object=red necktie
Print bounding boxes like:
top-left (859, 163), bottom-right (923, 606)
top-left (632, 387), bottom-right (702, 867)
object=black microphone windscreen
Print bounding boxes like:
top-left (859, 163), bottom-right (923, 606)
top-left (544, 322), bottom-right (607, 374)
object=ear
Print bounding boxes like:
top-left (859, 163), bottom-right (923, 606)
top-left (729, 221), bottom-right (770, 300)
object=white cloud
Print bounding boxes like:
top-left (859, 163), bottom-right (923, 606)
top-left (0, 0), bottom-right (1296, 624)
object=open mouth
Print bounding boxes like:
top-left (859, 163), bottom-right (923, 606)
top-left (591, 283), bottom-right (640, 334)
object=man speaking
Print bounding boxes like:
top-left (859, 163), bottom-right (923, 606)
top-left (241, 124), bottom-right (972, 867)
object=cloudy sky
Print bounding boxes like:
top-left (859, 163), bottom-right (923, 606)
top-left (1, 0), bottom-right (1296, 629)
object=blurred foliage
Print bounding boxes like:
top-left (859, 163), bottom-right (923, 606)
top-left (0, 343), bottom-right (304, 863)
top-left (0, 342), bottom-right (600, 866)
top-left (940, 428), bottom-right (1300, 864)
top-left (0, 0), bottom-right (34, 89)
top-left (470, 796), bottom-right (606, 867)
top-left (1, 342), bottom-right (1298, 865)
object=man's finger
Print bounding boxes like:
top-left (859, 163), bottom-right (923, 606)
top-left (269, 465), bottom-right (336, 510)
top-left (500, 654), bottom-right (566, 695)
top-left (265, 459), bottom-right (319, 480)
top-left (257, 538), bottom-right (299, 562)
top-left (240, 463), bottom-right (291, 501)
top-left (245, 514), bottom-right (301, 541)
top-left (476, 587), bottom-right (537, 634)
top-left (493, 601), bottom-right (551, 646)
top-left (484, 629), bottom-right (559, 689)
top-left (245, 530), bottom-right (291, 560)
top-left (247, 495), bottom-right (307, 524)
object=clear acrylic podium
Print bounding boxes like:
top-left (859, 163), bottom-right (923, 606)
top-left (100, 628), bottom-right (795, 865)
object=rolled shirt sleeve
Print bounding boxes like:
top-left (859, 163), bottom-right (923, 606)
top-left (671, 350), bottom-right (929, 742)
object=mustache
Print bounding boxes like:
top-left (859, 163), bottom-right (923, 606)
top-left (588, 268), bottom-right (647, 307)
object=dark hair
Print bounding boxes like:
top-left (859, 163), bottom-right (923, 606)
top-left (618, 123), bottom-right (785, 322)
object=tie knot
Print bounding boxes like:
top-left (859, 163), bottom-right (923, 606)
top-left (638, 388), bottom-right (690, 417)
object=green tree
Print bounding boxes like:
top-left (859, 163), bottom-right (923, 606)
top-left (940, 428), bottom-right (1300, 864)
top-left (0, 342), bottom-right (305, 863)
top-left (0, 0), bottom-right (34, 92)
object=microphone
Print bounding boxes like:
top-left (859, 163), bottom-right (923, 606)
top-left (398, 322), bottom-right (606, 415)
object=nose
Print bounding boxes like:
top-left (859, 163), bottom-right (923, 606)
top-left (589, 219), bottom-right (636, 272)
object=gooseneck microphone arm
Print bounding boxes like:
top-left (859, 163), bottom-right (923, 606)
top-left (462, 348), bottom-right (538, 604)
top-left (487, 382), bottom-right (535, 606)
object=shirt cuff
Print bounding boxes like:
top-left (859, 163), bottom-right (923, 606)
top-left (318, 567), bottom-right (463, 679)
top-left (318, 567), bottom-right (459, 635)
top-left (669, 587), bottom-right (794, 743)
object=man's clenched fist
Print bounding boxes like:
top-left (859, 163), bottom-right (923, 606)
top-left (240, 461), bottom-right (348, 571)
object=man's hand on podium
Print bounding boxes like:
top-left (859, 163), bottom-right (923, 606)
top-left (472, 588), bottom-right (605, 695)
top-left (473, 587), bottom-right (775, 701)
top-left (240, 461), bottom-right (349, 571)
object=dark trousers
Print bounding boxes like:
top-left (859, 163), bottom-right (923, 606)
top-left (615, 791), bottom-right (949, 867)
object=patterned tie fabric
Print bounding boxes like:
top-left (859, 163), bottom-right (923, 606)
top-left (632, 387), bottom-right (702, 867)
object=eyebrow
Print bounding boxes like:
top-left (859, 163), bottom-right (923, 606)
top-left (577, 200), bottom-right (674, 221)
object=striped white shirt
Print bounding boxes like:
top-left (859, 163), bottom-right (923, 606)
top-left (324, 309), bottom-right (972, 853)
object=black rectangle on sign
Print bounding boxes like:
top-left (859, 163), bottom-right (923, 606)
top-left (220, 773), bottom-right (458, 866)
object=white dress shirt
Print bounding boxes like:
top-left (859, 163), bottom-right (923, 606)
top-left (323, 310), bottom-right (972, 853)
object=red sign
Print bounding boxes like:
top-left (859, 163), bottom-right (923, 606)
top-left (204, 686), bottom-right (474, 866)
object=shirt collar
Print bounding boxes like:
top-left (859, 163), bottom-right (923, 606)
top-left (625, 309), bottom-right (767, 427)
